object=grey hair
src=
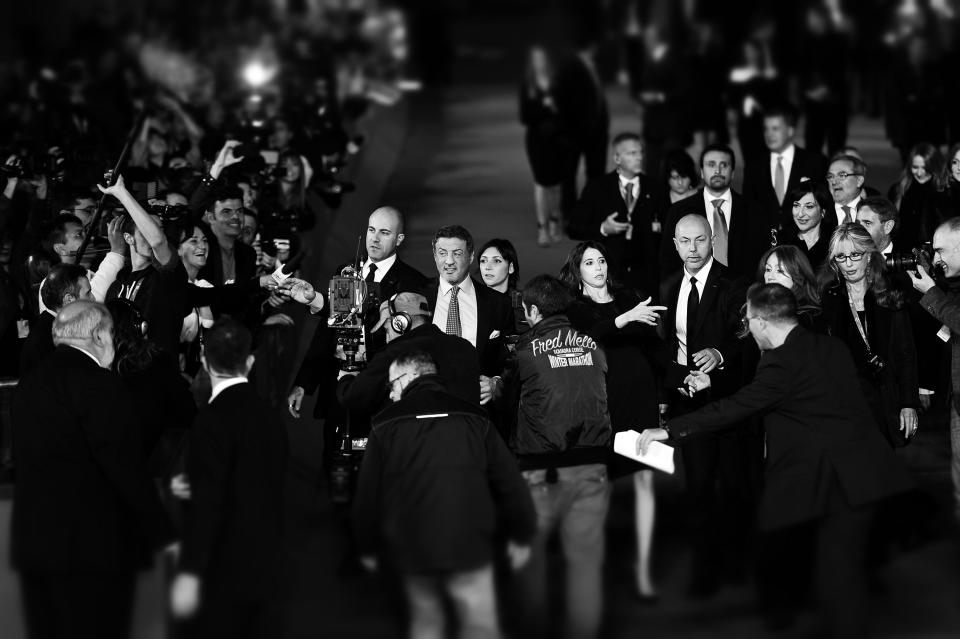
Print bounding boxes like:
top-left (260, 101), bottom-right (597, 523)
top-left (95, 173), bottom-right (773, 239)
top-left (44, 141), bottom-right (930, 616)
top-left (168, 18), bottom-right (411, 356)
top-left (52, 300), bottom-right (112, 344)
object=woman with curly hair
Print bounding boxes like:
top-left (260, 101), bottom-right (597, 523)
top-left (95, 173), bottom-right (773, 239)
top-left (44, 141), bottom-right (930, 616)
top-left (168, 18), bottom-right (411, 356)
top-left (818, 223), bottom-right (919, 447)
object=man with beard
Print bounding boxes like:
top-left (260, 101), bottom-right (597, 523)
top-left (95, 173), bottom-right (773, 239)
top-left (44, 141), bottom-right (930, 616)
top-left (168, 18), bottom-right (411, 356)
top-left (659, 144), bottom-right (768, 281)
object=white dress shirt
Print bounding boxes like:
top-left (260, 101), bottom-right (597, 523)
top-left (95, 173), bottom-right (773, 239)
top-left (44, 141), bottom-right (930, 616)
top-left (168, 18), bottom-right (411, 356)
top-left (362, 253), bottom-right (396, 283)
top-left (702, 189), bottom-right (733, 234)
top-left (619, 173), bottom-right (640, 210)
top-left (834, 195), bottom-right (862, 226)
top-left (674, 257), bottom-right (715, 365)
top-left (209, 377), bottom-right (248, 404)
top-left (432, 276), bottom-right (479, 348)
top-left (769, 144), bottom-right (796, 190)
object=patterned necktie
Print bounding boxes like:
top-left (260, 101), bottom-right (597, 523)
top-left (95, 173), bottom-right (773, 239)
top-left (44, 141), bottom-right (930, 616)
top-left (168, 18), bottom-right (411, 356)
top-left (365, 263), bottom-right (377, 284)
top-left (445, 285), bottom-right (462, 337)
top-left (774, 155), bottom-right (785, 205)
top-left (711, 199), bottom-right (729, 266)
top-left (686, 276), bottom-right (699, 368)
top-left (841, 205), bottom-right (852, 224)
top-left (624, 181), bottom-right (636, 212)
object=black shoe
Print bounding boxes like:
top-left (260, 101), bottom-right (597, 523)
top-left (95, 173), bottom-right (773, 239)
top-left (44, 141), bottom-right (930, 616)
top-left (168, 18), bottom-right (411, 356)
top-left (635, 591), bottom-right (660, 606)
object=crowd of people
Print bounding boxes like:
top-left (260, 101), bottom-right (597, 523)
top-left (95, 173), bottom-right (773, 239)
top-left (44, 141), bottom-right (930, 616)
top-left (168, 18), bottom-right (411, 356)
top-left (5, 3), bottom-right (960, 639)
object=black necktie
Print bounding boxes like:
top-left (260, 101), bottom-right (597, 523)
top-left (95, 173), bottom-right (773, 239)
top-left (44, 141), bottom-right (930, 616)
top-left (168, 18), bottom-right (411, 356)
top-left (365, 263), bottom-right (377, 284)
top-left (686, 276), bottom-right (699, 367)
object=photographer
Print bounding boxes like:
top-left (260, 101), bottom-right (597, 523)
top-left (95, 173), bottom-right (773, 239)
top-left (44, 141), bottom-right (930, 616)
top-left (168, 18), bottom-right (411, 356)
top-left (910, 216), bottom-right (960, 523)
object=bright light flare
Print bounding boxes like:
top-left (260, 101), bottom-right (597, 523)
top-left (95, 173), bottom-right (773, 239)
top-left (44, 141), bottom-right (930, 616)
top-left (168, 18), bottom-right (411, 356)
top-left (242, 60), bottom-right (277, 89)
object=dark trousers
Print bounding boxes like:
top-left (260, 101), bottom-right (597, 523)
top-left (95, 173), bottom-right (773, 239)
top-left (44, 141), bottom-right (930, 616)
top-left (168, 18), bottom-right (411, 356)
top-left (804, 100), bottom-right (848, 157)
top-left (19, 571), bottom-right (135, 639)
top-left (757, 501), bottom-right (874, 638)
top-left (681, 428), bottom-right (759, 588)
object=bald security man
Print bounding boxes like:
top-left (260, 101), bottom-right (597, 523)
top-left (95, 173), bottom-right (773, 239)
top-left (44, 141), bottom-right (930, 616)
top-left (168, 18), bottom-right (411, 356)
top-left (659, 213), bottom-right (753, 599)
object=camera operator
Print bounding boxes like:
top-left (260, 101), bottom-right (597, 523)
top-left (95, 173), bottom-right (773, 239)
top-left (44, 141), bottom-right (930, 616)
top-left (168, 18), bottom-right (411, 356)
top-left (910, 216), bottom-right (960, 524)
top-left (335, 291), bottom-right (481, 416)
top-left (287, 206), bottom-right (427, 421)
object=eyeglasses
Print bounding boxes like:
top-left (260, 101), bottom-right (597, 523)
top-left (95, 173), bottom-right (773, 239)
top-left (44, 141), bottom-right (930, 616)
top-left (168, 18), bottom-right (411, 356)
top-left (387, 372), bottom-right (413, 392)
top-left (832, 252), bottom-right (865, 264)
top-left (825, 172), bottom-right (862, 182)
top-left (740, 314), bottom-right (762, 331)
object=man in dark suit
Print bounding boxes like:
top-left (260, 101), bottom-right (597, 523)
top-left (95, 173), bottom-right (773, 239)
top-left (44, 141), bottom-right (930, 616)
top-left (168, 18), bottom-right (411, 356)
top-left (742, 105), bottom-right (827, 228)
top-left (568, 132), bottom-right (667, 297)
top-left (19, 262), bottom-right (91, 376)
top-left (640, 283), bottom-right (913, 636)
top-left (658, 214), bottom-right (751, 598)
top-left (287, 207), bottom-right (427, 462)
top-left (423, 225), bottom-right (514, 404)
top-left (337, 291), bottom-right (481, 417)
top-left (659, 144), bottom-right (770, 282)
top-left (171, 319), bottom-right (288, 638)
top-left (12, 300), bottom-right (174, 639)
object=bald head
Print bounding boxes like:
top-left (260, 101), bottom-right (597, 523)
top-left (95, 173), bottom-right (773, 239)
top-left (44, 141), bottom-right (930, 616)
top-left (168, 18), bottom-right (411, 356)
top-left (52, 300), bottom-right (115, 368)
top-left (933, 217), bottom-right (960, 278)
top-left (366, 206), bottom-right (405, 262)
top-left (673, 214), bottom-right (714, 274)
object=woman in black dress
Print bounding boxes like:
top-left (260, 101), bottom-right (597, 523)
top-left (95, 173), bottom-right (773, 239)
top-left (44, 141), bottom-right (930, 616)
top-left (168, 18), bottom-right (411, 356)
top-left (520, 45), bottom-right (567, 246)
top-left (561, 241), bottom-right (667, 600)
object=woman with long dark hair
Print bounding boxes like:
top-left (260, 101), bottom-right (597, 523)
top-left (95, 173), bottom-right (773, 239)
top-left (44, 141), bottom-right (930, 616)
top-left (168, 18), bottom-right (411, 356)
top-left (888, 142), bottom-right (948, 245)
top-left (755, 245), bottom-right (824, 332)
top-left (477, 238), bottom-right (525, 335)
top-left (560, 240), bottom-right (666, 600)
top-left (779, 180), bottom-right (834, 271)
top-left (258, 151), bottom-right (323, 235)
top-left (818, 224), bottom-right (919, 447)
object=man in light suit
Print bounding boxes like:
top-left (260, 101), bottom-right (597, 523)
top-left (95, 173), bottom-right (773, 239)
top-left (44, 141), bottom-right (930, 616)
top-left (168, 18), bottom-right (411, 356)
top-left (640, 283), bottom-right (913, 636)
top-left (423, 225), bottom-right (515, 406)
top-left (742, 105), bottom-right (827, 229)
top-left (659, 144), bottom-right (769, 281)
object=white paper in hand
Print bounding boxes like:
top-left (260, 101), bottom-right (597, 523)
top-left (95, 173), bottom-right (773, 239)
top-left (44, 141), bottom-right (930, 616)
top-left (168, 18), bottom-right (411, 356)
top-left (614, 430), bottom-right (675, 474)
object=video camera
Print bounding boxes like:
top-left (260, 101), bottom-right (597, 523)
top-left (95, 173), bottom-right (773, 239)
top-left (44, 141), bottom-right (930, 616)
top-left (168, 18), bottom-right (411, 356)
top-left (327, 265), bottom-right (372, 372)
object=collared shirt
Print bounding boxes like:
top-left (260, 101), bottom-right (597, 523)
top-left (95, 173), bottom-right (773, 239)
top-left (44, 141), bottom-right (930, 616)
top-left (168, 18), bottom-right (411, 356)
top-left (65, 344), bottom-right (104, 368)
top-left (769, 144), bottom-right (796, 189)
top-left (362, 253), bottom-right (397, 283)
top-left (881, 241), bottom-right (893, 256)
top-left (432, 276), bottom-right (479, 347)
top-left (209, 377), bottom-right (248, 404)
top-left (675, 257), bottom-right (715, 365)
top-left (834, 195), bottom-right (862, 226)
top-left (619, 173), bottom-right (640, 210)
top-left (703, 189), bottom-right (733, 234)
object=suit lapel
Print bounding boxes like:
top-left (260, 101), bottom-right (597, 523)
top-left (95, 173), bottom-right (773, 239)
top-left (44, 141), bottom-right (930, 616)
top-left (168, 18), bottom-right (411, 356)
top-left (474, 280), bottom-right (491, 357)
top-left (662, 272), bottom-right (682, 347)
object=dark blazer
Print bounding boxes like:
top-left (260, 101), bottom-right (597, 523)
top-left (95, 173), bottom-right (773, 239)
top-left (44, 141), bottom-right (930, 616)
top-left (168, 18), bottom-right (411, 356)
top-left (424, 278), bottom-right (515, 377)
top-left (337, 323), bottom-right (482, 421)
top-left (820, 283), bottom-right (919, 446)
top-left (11, 346), bottom-right (174, 573)
top-left (659, 262), bottom-right (747, 398)
top-left (742, 147), bottom-right (827, 227)
top-left (668, 326), bottom-right (914, 530)
top-left (198, 236), bottom-right (258, 287)
top-left (569, 171), bottom-right (666, 292)
top-left (180, 382), bottom-right (288, 601)
top-left (293, 257), bottom-right (427, 419)
top-left (659, 190), bottom-right (770, 282)
top-left (19, 311), bottom-right (54, 377)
